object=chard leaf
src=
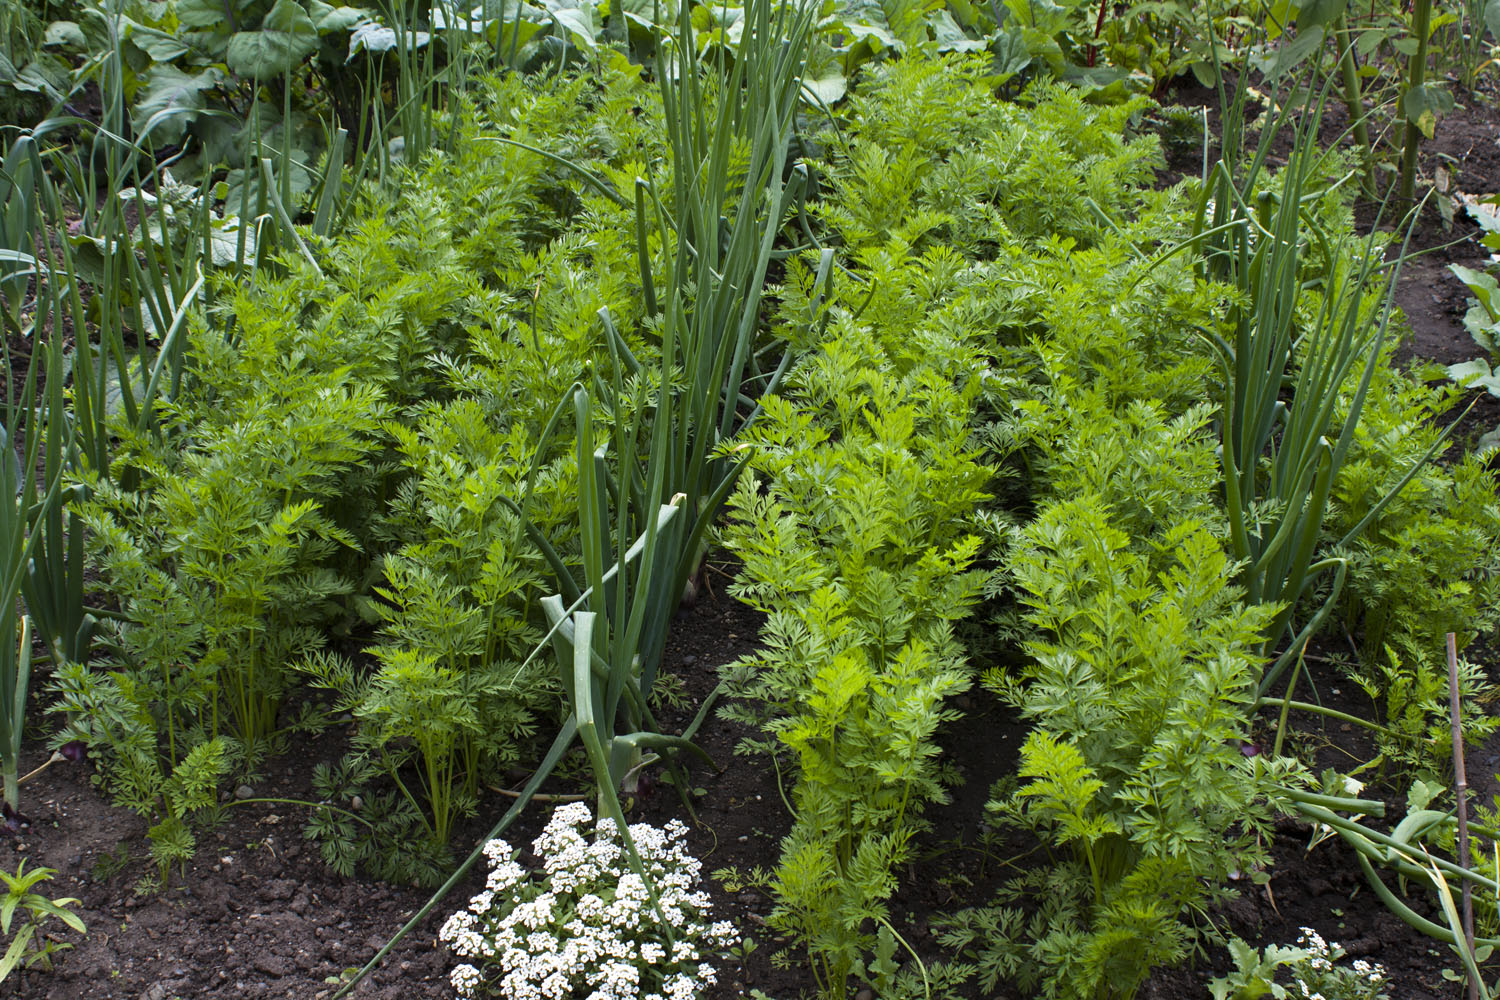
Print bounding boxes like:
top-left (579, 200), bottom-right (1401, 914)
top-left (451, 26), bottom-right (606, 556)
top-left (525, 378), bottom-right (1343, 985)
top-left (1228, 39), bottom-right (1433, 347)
top-left (545, 0), bottom-right (600, 50)
top-left (1447, 358), bottom-right (1500, 397)
top-left (347, 19), bottom-right (431, 58)
top-left (309, 0), bottom-right (368, 33)
top-left (43, 20), bottom-right (88, 48)
top-left (177, 0), bottom-right (234, 31)
top-left (227, 0), bottom-right (320, 77)
top-left (133, 65), bottom-right (223, 145)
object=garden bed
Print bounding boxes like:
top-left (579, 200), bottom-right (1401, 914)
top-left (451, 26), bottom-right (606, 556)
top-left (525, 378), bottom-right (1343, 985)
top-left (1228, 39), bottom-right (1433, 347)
top-left (8, 9), bottom-right (1500, 1000)
top-left (4, 593), bottom-right (1491, 999)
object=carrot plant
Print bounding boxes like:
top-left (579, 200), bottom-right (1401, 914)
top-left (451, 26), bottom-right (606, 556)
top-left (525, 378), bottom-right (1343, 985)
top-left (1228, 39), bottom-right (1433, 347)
top-left (953, 493), bottom-right (1286, 999)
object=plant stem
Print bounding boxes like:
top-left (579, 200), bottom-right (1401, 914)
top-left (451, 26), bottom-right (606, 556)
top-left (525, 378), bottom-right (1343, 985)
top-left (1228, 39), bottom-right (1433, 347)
top-left (484, 783), bottom-right (588, 802)
top-left (1447, 631), bottom-right (1479, 1000)
top-left (1256, 697), bottom-right (1393, 737)
top-left (16, 750), bottom-right (64, 786)
top-left (1398, 0), bottom-right (1434, 206)
top-left (1271, 649), bottom-right (1303, 758)
top-left (231, 796), bottom-right (375, 829)
top-left (1332, 16), bottom-right (1374, 197)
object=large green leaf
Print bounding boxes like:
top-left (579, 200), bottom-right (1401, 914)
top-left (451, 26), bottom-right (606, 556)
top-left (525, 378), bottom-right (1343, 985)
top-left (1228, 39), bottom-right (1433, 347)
top-left (309, 0), bottom-right (368, 32)
top-left (1294, 0), bottom-right (1348, 29)
top-left (930, 10), bottom-right (987, 52)
top-left (206, 214), bottom-right (262, 267)
top-left (802, 70), bottom-right (847, 106)
top-left (133, 65), bottom-right (223, 146)
top-left (178, 0), bottom-right (239, 31)
top-left (544, 0), bottom-right (600, 50)
top-left (42, 21), bottom-right (88, 48)
top-left (990, 27), bottom-right (1034, 81)
top-left (1402, 82), bottom-right (1453, 139)
top-left (1450, 263), bottom-right (1500, 322)
top-left (1003, 0), bottom-right (1069, 34)
top-left (226, 0), bottom-right (319, 77)
top-left (347, 19), bottom-right (431, 58)
top-left (1448, 358), bottom-right (1500, 398)
top-left (124, 20), bottom-right (194, 62)
top-left (0, 52), bottom-right (70, 98)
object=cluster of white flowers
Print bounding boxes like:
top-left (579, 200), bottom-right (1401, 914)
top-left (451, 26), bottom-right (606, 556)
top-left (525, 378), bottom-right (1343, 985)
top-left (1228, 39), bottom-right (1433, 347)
top-left (1288, 927), bottom-right (1389, 1000)
top-left (439, 802), bottom-right (739, 1000)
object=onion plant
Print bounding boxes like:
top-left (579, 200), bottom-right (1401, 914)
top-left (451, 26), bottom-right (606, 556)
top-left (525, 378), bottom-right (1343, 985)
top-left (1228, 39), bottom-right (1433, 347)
top-left (605, 0), bottom-right (815, 679)
top-left (1191, 102), bottom-right (1442, 697)
top-left (533, 387), bottom-right (719, 938)
top-left (0, 325), bottom-right (64, 813)
top-left (19, 317), bottom-right (95, 669)
top-left (0, 132), bottom-right (39, 337)
top-left (519, 0), bottom-right (817, 819)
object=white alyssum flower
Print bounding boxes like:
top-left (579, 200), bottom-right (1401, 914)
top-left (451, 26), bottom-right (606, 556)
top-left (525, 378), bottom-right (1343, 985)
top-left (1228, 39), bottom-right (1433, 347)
top-left (451, 964), bottom-right (483, 998)
top-left (439, 802), bottom-right (739, 999)
top-left (1264, 929), bottom-right (1391, 1000)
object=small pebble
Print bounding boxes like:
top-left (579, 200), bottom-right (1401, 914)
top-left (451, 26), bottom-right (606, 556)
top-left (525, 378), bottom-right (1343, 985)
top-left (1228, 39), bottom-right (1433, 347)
top-left (234, 784), bottom-right (254, 800)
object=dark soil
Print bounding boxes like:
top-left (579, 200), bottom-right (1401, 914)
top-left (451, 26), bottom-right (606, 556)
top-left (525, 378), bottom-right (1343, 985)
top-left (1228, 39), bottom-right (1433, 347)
top-left (1, 581), bottom-right (784, 1000)
top-left (3, 723), bottom-right (454, 1000)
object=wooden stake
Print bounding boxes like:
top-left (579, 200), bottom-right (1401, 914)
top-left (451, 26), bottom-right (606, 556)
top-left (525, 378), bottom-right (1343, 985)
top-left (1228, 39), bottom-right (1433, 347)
top-left (1448, 631), bottom-right (1479, 1000)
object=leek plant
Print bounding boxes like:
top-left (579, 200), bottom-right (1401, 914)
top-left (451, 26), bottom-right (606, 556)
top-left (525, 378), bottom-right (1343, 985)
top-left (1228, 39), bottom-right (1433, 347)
top-left (21, 137), bottom-right (207, 485)
top-left (0, 132), bottom-right (39, 336)
top-left (533, 387), bottom-right (717, 937)
top-left (20, 318), bottom-right (95, 668)
top-left (520, 0), bottom-right (817, 909)
top-left (1192, 106), bottom-right (1438, 697)
top-left (506, 0), bottom-right (819, 679)
top-left (522, 0), bottom-right (817, 818)
top-left (0, 135), bottom-right (76, 809)
top-left (538, 386), bottom-right (717, 800)
top-left (602, 0), bottom-right (817, 681)
top-left (0, 325), bottom-right (64, 813)
top-left (1292, 792), bottom-right (1500, 953)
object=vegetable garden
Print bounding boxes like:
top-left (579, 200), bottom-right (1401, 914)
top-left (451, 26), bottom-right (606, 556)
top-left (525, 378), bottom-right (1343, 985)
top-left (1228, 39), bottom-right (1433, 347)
top-left (5, 0), bottom-right (1500, 998)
